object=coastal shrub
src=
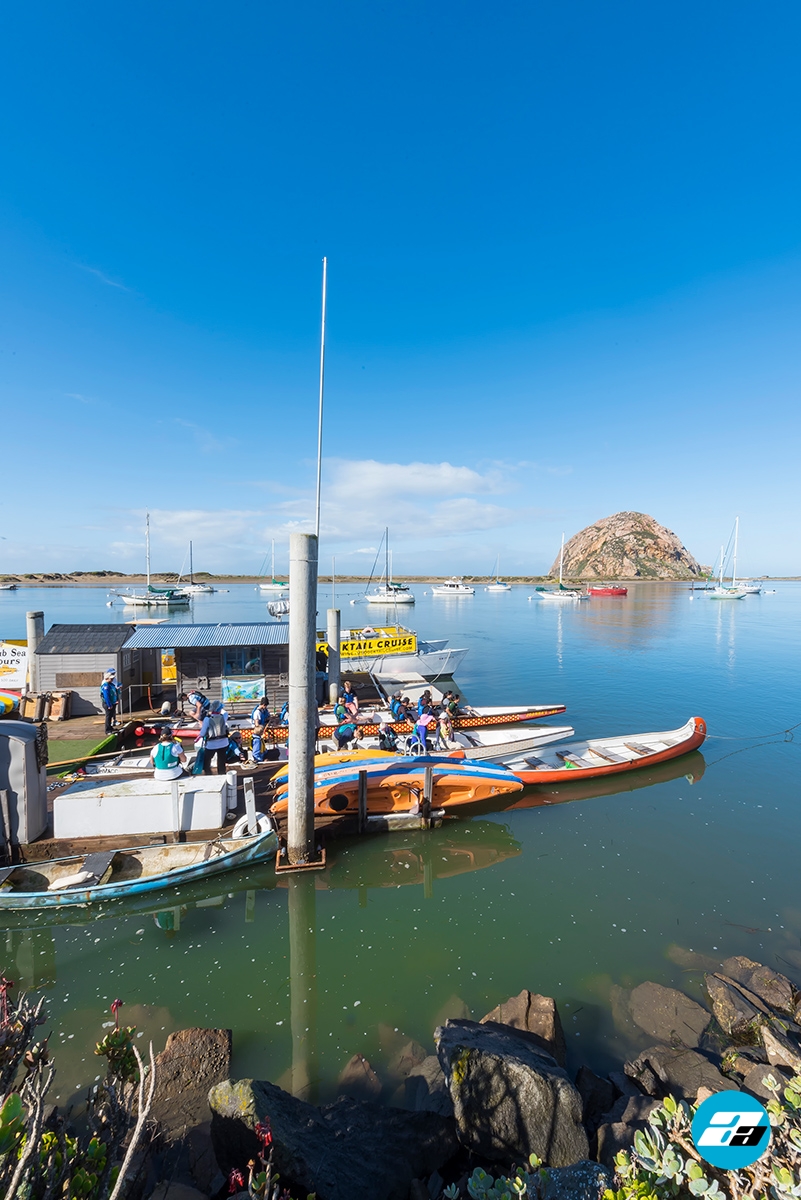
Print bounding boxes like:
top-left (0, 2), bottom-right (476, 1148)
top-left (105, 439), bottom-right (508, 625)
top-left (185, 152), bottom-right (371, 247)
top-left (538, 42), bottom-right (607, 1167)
top-left (604, 1076), bottom-right (801, 1200)
top-left (0, 975), bottom-right (156, 1200)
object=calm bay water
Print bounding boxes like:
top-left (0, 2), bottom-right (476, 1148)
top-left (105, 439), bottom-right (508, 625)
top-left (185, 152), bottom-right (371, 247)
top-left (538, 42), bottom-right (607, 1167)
top-left (2, 581), bottom-right (800, 1101)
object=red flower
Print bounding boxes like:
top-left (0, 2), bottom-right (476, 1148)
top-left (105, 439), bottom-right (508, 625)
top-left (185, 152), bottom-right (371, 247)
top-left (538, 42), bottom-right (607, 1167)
top-left (110, 998), bottom-right (124, 1029)
top-left (228, 1168), bottom-right (246, 1194)
top-left (255, 1119), bottom-right (273, 1148)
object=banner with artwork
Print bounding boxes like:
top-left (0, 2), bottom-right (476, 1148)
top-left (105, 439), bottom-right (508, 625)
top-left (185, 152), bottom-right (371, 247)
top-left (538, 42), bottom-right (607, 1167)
top-left (221, 677), bottom-right (265, 704)
top-left (0, 642), bottom-right (28, 690)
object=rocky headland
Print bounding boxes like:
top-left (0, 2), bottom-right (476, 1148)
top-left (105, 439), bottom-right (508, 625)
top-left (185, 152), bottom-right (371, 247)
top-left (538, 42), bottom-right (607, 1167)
top-left (552, 512), bottom-right (703, 581)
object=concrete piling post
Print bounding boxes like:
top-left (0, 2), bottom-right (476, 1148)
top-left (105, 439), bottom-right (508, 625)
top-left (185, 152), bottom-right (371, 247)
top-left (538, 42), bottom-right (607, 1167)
top-left (287, 532), bottom-right (319, 865)
top-left (326, 608), bottom-right (341, 705)
top-left (25, 611), bottom-right (44, 694)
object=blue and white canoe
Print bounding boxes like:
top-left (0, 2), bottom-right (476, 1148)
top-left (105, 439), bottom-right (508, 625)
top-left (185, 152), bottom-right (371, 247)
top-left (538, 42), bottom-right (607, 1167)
top-left (0, 830), bottom-right (278, 911)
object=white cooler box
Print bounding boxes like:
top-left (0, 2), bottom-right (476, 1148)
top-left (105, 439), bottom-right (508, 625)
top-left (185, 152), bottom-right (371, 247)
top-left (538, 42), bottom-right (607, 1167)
top-left (53, 772), bottom-right (237, 839)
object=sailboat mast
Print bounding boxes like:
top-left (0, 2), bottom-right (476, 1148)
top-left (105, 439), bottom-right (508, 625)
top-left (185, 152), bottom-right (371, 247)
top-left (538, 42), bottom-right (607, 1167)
top-left (271, 539), bottom-right (275, 583)
top-left (189, 540), bottom-right (194, 585)
top-left (146, 513), bottom-right (151, 589)
top-left (719, 545), bottom-right (724, 588)
top-left (732, 517), bottom-right (739, 587)
top-left (559, 533), bottom-right (565, 587)
top-left (385, 527), bottom-right (389, 586)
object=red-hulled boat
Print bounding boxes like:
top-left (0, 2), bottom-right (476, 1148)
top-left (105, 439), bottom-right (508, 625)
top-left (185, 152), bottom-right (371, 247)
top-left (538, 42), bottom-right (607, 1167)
top-left (588, 585), bottom-right (628, 596)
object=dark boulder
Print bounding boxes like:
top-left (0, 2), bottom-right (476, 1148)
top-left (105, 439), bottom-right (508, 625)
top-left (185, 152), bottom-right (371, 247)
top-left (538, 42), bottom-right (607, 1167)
top-left (540, 1161), bottom-right (614, 1200)
top-left (404, 1055), bottom-right (454, 1117)
top-left (575, 1067), bottom-right (616, 1134)
top-left (761, 1019), bottom-right (801, 1073)
top-left (480, 990), bottom-right (567, 1067)
top-left (209, 1078), bottom-right (458, 1200)
top-left (721, 957), bottom-right (797, 1017)
top-left (152, 1027), bottom-right (232, 1139)
top-left (436, 1019), bottom-right (588, 1167)
top-left (596, 1096), bottom-right (661, 1169)
top-left (705, 975), bottom-right (765, 1042)
top-left (742, 1062), bottom-right (792, 1101)
top-left (624, 1045), bottom-right (737, 1101)
top-left (628, 982), bottom-right (710, 1048)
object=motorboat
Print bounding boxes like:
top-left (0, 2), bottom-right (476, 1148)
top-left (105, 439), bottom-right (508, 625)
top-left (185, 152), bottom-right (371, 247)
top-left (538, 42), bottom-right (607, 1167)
top-left (319, 623), bottom-right (467, 682)
top-left (503, 716), bottom-right (706, 785)
top-left (0, 583), bottom-right (17, 591)
top-left (431, 578), bottom-right (475, 596)
top-left (0, 831), bottom-right (278, 911)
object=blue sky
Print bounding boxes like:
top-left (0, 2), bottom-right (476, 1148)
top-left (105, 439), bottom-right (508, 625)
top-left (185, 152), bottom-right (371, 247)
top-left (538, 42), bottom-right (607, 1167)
top-left (2, 1), bottom-right (800, 576)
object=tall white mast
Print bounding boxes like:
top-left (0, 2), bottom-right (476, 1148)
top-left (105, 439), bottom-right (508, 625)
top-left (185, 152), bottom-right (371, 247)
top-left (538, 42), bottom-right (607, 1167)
top-left (719, 545), bottom-right (724, 588)
top-left (559, 533), bottom-right (565, 588)
top-left (146, 512), bottom-right (151, 589)
top-left (314, 257), bottom-right (327, 540)
top-left (732, 517), bottom-right (739, 587)
top-left (271, 538), bottom-right (275, 582)
top-left (189, 539), bottom-right (194, 584)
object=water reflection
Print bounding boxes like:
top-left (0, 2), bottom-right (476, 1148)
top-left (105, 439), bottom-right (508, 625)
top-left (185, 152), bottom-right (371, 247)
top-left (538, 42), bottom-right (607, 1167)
top-left (287, 872), bottom-right (317, 1100)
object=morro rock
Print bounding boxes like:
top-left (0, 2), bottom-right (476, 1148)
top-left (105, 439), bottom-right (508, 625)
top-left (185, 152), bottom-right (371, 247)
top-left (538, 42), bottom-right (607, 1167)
top-left (551, 512), bottom-right (701, 580)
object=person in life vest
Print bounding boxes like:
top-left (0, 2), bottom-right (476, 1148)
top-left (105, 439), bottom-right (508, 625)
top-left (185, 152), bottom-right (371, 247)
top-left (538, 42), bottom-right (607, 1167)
top-left (339, 680), bottom-right (359, 715)
top-left (150, 728), bottom-right (187, 780)
top-left (378, 720), bottom-right (398, 752)
top-left (181, 690), bottom-right (211, 723)
top-left (414, 708), bottom-right (436, 752)
top-left (197, 701), bottom-right (230, 775)
top-left (436, 711), bottom-right (456, 750)
top-left (99, 669), bottom-right (120, 734)
top-left (250, 696), bottom-right (271, 764)
top-left (334, 717), bottom-right (359, 750)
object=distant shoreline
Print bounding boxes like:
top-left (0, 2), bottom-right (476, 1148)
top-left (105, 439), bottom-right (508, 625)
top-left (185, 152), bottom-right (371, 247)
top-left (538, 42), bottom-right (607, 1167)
top-left (0, 573), bottom-right (788, 587)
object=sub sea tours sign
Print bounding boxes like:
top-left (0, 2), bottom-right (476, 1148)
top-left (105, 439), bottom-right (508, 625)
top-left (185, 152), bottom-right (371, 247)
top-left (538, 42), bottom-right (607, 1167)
top-left (316, 632), bottom-right (417, 659)
top-left (0, 641), bottom-right (28, 690)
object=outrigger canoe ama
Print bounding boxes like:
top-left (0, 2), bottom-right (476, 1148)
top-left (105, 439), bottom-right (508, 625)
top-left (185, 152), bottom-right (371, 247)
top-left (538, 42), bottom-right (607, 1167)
top-left (269, 756), bottom-right (523, 814)
top-left (0, 831), bottom-right (278, 910)
top-left (505, 717), bottom-right (706, 785)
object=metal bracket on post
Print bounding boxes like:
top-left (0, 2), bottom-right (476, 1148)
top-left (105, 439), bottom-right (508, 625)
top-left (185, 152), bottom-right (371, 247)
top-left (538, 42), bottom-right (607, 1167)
top-left (422, 766), bottom-right (433, 826)
top-left (357, 770), bottom-right (367, 834)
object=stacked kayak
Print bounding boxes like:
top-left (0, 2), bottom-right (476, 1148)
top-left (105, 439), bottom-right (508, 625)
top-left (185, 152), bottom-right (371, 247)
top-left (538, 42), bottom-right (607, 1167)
top-left (269, 755), bottom-right (522, 815)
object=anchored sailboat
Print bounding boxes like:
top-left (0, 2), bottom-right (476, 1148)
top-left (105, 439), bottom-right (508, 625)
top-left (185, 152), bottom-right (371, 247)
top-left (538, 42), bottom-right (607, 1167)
top-left (532, 533), bottom-right (587, 601)
top-left (117, 514), bottom-right (190, 608)
top-left (365, 530), bottom-right (415, 604)
top-left (178, 541), bottom-right (214, 594)
top-left (486, 554), bottom-right (512, 592)
top-left (259, 540), bottom-right (289, 593)
top-left (708, 519), bottom-right (747, 599)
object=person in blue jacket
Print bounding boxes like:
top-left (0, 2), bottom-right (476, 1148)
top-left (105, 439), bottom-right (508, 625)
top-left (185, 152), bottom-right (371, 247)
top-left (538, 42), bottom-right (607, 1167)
top-left (100, 669), bottom-right (120, 734)
top-left (250, 696), bottom-right (271, 763)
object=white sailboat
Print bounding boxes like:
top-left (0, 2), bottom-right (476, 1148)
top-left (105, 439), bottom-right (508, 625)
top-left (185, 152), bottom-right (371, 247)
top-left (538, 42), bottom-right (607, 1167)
top-left (708, 520), bottom-right (747, 599)
top-left (366, 535), bottom-right (415, 604)
top-left (485, 555), bottom-right (512, 592)
top-left (259, 540), bottom-right (289, 593)
top-left (532, 533), bottom-right (587, 601)
top-left (118, 514), bottom-right (190, 609)
top-left (177, 541), bottom-right (214, 594)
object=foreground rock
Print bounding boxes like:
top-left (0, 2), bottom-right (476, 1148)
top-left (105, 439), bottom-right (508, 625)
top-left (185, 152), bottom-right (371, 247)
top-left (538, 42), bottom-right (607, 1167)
top-left (436, 1019), bottom-right (588, 1166)
top-left (553, 512), bottom-right (702, 580)
top-left (481, 990), bottom-right (567, 1066)
top-left (596, 1096), bottom-right (661, 1169)
top-left (705, 974), bottom-right (766, 1041)
top-left (209, 1078), bottom-right (458, 1200)
top-left (404, 1055), bottom-right (454, 1116)
top-left (628, 982), bottom-right (710, 1048)
top-left (540, 1161), bottom-right (614, 1200)
top-left (624, 1044), bottom-right (736, 1100)
top-left (720, 956), bottom-right (798, 1018)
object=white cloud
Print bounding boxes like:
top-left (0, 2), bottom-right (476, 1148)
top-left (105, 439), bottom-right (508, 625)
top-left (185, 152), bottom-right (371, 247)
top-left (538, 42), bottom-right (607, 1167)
top-left (76, 263), bottom-right (131, 290)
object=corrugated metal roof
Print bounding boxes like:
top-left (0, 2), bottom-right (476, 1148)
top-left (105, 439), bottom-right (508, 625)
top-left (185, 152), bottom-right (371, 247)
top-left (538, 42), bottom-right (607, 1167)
top-left (36, 624), bottom-right (134, 656)
top-left (124, 622), bottom-right (290, 650)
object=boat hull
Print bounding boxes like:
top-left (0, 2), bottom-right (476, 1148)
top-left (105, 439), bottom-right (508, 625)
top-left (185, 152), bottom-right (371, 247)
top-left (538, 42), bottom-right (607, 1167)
top-left (588, 586), bottom-right (628, 596)
top-left (510, 716), bottom-right (706, 785)
top-left (270, 757), bottom-right (522, 814)
top-left (0, 832), bottom-right (278, 910)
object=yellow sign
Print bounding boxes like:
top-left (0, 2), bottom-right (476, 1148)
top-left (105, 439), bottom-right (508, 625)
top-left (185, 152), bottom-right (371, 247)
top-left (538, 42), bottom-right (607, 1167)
top-left (316, 632), bottom-right (417, 659)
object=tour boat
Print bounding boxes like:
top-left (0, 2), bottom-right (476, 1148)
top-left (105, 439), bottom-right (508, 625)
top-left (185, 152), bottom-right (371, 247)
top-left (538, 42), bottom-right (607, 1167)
top-left (259, 540), bottom-right (289, 594)
top-left (0, 583), bottom-right (17, 591)
top-left (532, 534), bottom-right (587, 601)
top-left (0, 830), bottom-right (278, 911)
top-left (431, 578), bottom-right (475, 596)
top-left (587, 585), bottom-right (628, 597)
top-left (269, 756), bottom-right (522, 815)
top-left (503, 716), bottom-right (706, 785)
top-left (319, 623), bottom-right (467, 682)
